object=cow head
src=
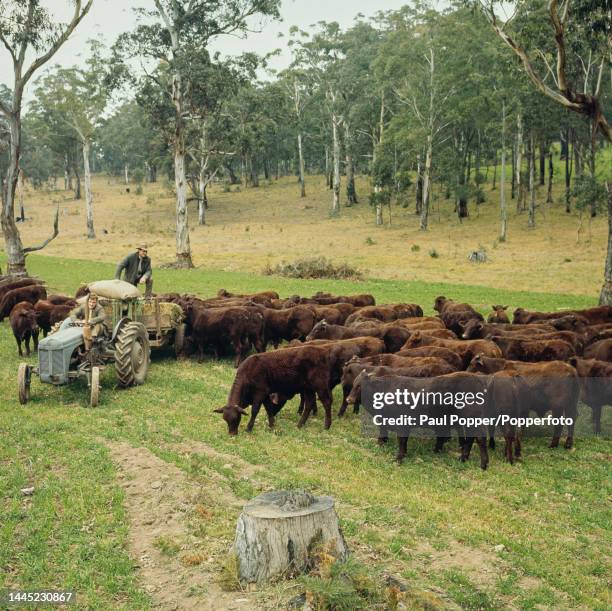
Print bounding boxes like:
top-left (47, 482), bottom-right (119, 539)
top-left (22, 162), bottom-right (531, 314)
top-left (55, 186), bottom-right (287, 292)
top-left (462, 319), bottom-right (483, 339)
top-left (214, 404), bottom-right (248, 435)
top-left (217, 289), bottom-right (230, 297)
top-left (466, 353), bottom-right (486, 372)
top-left (306, 319), bottom-right (327, 341)
top-left (347, 369), bottom-right (368, 405)
top-left (403, 330), bottom-right (424, 348)
top-left (433, 296), bottom-right (448, 313)
top-left (22, 308), bottom-right (39, 332)
top-left (512, 308), bottom-right (526, 324)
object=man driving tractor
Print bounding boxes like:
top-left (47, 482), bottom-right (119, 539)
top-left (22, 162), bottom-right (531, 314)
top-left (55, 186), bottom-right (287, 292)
top-left (115, 243), bottom-right (153, 298)
top-left (69, 293), bottom-right (111, 351)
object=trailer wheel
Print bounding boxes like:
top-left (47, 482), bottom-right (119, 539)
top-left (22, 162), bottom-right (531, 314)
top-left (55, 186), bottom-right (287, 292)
top-left (174, 323), bottom-right (187, 357)
top-left (90, 366), bottom-right (100, 407)
top-left (18, 363), bottom-right (31, 405)
top-left (115, 322), bottom-right (150, 387)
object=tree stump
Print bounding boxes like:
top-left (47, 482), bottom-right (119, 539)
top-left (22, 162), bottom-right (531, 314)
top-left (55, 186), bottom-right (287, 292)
top-left (233, 490), bottom-right (347, 584)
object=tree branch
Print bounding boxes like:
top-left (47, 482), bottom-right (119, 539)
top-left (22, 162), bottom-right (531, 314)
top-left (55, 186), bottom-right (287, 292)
top-left (23, 206), bottom-right (59, 253)
top-left (21, 0), bottom-right (94, 88)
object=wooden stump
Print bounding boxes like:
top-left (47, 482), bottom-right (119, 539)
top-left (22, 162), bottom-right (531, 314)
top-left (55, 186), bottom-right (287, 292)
top-left (233, 490), bottom-right (347, 584)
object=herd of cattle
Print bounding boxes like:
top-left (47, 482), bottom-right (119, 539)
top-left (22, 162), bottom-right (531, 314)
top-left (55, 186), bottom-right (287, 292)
top-left (1, 275), bottom-right (610, 468)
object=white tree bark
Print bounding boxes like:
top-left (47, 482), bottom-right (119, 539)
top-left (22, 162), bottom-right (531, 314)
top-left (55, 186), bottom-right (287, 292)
top-left (297, 132), bottom-right (306, 198)
top-left (124, 162), bottom-right (129, 186)
top-left (331, 113), bottom-right (341, 215)
top-left (500, 100), bottom-right (507, 241)
top-left (82, 139), bottom-right (95, 239)
top-left (234, 490), bottom-right (347, 584)
top-left (515, 113), bottom-right (523, 212)
top-left (420, 134), bottom-right (433, 231)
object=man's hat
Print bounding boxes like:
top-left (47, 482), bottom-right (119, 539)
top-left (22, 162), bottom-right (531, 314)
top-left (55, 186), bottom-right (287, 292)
top-left (137, 243), bottom-right (148, 251)
top-left (88, 292), bottom-right (99, 300)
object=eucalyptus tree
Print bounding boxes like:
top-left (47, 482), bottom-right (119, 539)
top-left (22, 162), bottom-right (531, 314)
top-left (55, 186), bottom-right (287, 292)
top-left (0, 0), bottom-right (93, 274)
top-left (113, 0), bottom-right (280, 268)
top-left (32, 41), bottom-right (108, 239)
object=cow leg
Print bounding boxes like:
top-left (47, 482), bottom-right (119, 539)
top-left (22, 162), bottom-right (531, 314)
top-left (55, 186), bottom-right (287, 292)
top-left (549, 428), bottom-right (562, 448)
top-left (564, 415), bottom-right (575, 449)
top-left (318, 388), bottom-right (333, 430)
top-left (476, 436), bottom-right (489, 470)
top-left (245, 398), bottom-right (264, 433)
top-left (514, 432), bottom-right (522, 458)
top-left (33, 330), bottom-right (39, 350)
top-left (503, 433), bottom-right (514, 464)
top-left (592, 405), bottom-right (602, 435)
top-left (233, 340), bottom-right (243, 368)
top-left (434, 436), bottom-right (450, 453)
top-left (377, 426), bottom-right (389, 445)
top-left (15, 335), bottom-right (23, 357)
top-left (488, 424), bottom-right (496, 449)
top-left (262, 397), bottom-right (277, 429)
top-left (396, 434), bottom-right (409, 463)
top-left (460, 437), bottom-right (475, 462)
top-left (338, 384), bottom-right (352, 417)
top-left (24, 332), bottom-right (31, 356)
top-left (297, 391), bottom-right (316, 428)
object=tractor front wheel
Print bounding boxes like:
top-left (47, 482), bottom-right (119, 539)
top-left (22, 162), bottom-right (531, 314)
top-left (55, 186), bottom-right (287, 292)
top-left (90, 366), bottom-right (100, 407)
top-left (18, 363), bottom-right (31, 405)
top-left (114, 322), bottom-right (150, 388)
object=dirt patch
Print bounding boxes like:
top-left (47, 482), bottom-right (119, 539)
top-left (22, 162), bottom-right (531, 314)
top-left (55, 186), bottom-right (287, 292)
top-left (170, 436), bottom-right (264, 480)
top-left (416, 539), bottom-right (501, 589)
top-left (106, 440), bottom-right (260, 610)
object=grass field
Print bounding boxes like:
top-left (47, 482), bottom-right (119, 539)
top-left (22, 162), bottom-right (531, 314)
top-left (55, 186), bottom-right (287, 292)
top-left (0, 254), bottom-right (610, 610)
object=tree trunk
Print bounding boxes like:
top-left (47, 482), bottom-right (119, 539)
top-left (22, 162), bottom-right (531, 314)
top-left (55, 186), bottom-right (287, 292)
top-left (250, 159), bottom-right (259, 187)
top-left (416, 154), bottom-right (423, 215)
top-left (420, 133), bottom-right (433, 231)
top-left (547, 152), bottom-right (554, 204)
top-left (64, 154), bottom-right (70, 191)
top-left (17, 169), bottom-right (25, 222)
top-left (83, 139), bottom-right (95, 239)
top-left (124, 162), bottom-right (129, 185)
top-left (528, 132), bottom-right (536, 228)
top-left (500, 100), bottom-right (507, 241)
top-left (198, 154), bottom-right (206, 226)
top-left (511, 143), bottom-right (516, 199)
top-left (515, 113), bottom-right (523, 211)
top-left (331, 115), bottom-right (340, 215)
top-left (324, 145), bottom-right (331, 189)
top-left (599, 182), bottom-right (612, 305)
top-left (1, 113), bottom-right (27, 275)
top-left (492, 150), bottom-right (497, 191)
top-left (565, 128), bottom-right (573, 212)
top-left (297, 132), bottom-right (306, 198)
top-left (74, 164), bottom-right (81, 200)
top-left (344, 124), bottom-right (357, 206)
top-left (234, 490), bottom-right (347, 585)
top-left (539, 143), bottom-right (546, 186)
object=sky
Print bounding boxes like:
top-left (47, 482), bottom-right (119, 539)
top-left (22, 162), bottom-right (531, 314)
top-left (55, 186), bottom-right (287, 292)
top-left (0, 0), bottom-right (410, 97)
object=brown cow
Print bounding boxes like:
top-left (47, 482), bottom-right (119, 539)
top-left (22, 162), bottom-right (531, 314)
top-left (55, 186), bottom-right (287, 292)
top-left (513, 306), bottom-right (612, 325)
top-left (467, 354), bottom-right (580, 448)
top-left (488, 305), bottom-right (510, 323)
top-left (215, 345), bottom-right (333, 434)
top-left (9, 301), bottom-right (40, 356)
top-left (583, 339), bottom-right (612, 362)
top-left (217, 288), bottom-right (279, 301)
top-left (568, 357), bottom-right (612, 434)
top-left (0, 285), bottom-right (47, 321)
top-left (461, 319), bottom-right (555, 339)
top-left (395, 346), bottom-right (464, 370)
top-left (345, 304), bottom-right (423, 325)
top-left (0, 277), bottom-right (43, 301)
top-left (261, 305), bottom-right (316, 349)
top-left (403, 331), bottom-right (502, 368)
top-left (344, 360), bottom-right (456, 415)
top-left (490, 336), bottom-right (575, 362)
top-left (34, 300), bottom-right (73, 336)
top-left (306, 305), bottom-right (345, 325)
top-left (189, 305), bottom-right (264, 366)
top-left (47, 294), bottom-right (77, 306)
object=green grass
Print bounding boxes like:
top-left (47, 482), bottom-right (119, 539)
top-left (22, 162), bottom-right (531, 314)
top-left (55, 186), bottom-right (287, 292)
top-left (0, 254), bottom-right (610, 609)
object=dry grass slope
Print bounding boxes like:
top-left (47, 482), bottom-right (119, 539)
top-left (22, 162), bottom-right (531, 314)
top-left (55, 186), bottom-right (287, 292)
top-left (14, 170), bottom-right (608, 296)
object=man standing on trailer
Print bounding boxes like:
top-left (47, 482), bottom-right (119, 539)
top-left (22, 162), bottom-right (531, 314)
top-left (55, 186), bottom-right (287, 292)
top-left (115, 243), bottom-right (153, 298)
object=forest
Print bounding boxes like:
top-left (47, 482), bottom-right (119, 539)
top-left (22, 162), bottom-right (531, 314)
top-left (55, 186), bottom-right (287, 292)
top-left (1, 1), bottom-right (610, 292)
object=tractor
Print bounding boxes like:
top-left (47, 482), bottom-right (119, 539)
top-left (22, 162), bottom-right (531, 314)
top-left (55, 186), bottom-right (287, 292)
top-left (17, 289), bottom-right (185, 407)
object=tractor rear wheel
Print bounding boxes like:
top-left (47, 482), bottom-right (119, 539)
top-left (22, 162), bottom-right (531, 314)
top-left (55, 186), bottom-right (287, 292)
top-left (114, 322), bottom-right (150, 388)
top-left (18, 363), bottom-right (31, 405)
top-left (90, 366), bottom-right (100, 407)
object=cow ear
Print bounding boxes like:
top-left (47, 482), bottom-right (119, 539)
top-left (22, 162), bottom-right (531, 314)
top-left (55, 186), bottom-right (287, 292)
top-left (238, 407), bottom-right (249, 415)
top-left (503, 306), bottom-right (508, 310)
top-left (213, 408), bottom-right (225, 414)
